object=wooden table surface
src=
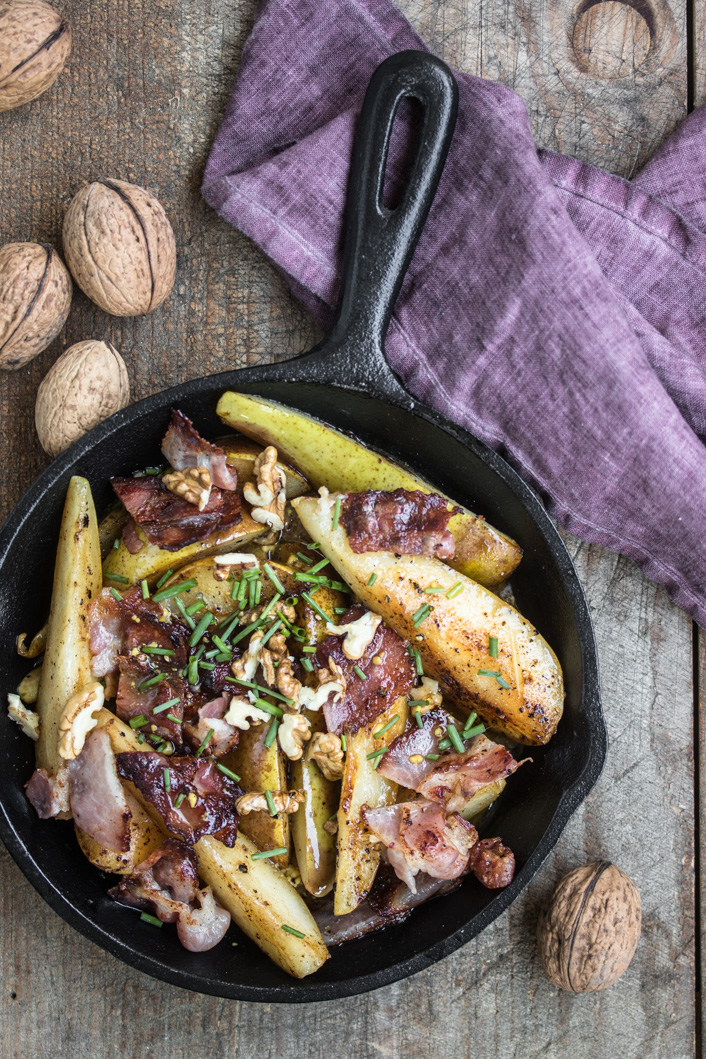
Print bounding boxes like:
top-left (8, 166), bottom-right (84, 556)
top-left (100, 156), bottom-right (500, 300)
top-left (0, 1), bottom-right (703, 1056)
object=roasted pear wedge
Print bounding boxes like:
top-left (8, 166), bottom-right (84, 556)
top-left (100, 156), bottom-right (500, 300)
top-left (291, 709), bottom-right (339, 898)
top-left (75, 790), bottom-right (165, 874)
top-left (35, 476), bottom-right (102, 776)
top-left (229, 725), bottom-right (290, 869)
top-left (294, 493), bottom-right (564, 746)
top-left (217, 391), bottom-right (522, 587)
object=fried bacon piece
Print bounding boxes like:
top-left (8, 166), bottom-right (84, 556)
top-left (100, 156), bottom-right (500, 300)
top-left (109, 838), bottom-right (231, 952)
top-left (314, 605), bottom-right (415, 735)
top-left (183, 694), bottom-right (239, 758)
top-left (362, 800), bottom-right (478, 893)
top-left (376, 706), bottom-right (451, 789)
top-left (116, 751), bottom-right (241, 846)
top-left (339, 489), bottom-right (459, 559)
top-left (468, 837), bottom-right (516, 889)
top-left (112, 475), bottom-right (242, 552)
top-left (161, 410), bottom-right (238, 492)
top-left (88, 586), bottom-right (189, 680)
top-left (25, 766), bottom-right (70, 819)
top-left (416, 735), bottom-right (521, 813)
top-left (67, 728), bottom-right (132, 852)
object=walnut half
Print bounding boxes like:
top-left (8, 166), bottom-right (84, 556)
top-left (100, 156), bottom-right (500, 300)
top-left (235, 790), bottom-right (305, 815)
top-left (243, 446), bottom-right (286, 533)
top-left (307, 732), bottom-right (344, 781)
top-left (58, 682), bottom-right (105, 760)
top-left (278, 713), bottom-right (311, 761)
top-left (163, 466), bottom-right (212, 511)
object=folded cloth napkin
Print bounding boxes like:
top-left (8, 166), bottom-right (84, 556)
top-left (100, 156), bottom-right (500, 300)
top-left (202, 0), bottom-right (706, 626)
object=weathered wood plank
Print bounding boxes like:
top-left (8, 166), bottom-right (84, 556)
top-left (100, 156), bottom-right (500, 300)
top-left (0, 1), bottom-right (696, 1056)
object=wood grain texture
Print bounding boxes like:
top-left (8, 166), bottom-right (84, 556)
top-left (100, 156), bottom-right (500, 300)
top-left (0, 1), bottom-right (697, 1056)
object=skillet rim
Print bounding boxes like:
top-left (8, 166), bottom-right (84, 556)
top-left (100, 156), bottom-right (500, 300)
top-left (0, 365), bottom-right (606, 1002)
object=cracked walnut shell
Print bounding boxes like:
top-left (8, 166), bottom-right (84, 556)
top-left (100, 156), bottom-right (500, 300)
top-left (537, 860), bottom-right (641, 992)
top-left (0, 1), bottom-right (71, 112)
top-left (35, 340), bottom-right (130, 457)
top-left (0, 242), bottom-right (72, 370)
top-left (62, 179), bottom-right (176, 316)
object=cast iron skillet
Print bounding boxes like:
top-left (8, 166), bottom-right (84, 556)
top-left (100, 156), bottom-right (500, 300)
top-left (0, 51), bottom-right (606, 1001)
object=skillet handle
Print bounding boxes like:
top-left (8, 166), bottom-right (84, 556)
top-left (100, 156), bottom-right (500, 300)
top-left (328, 50), bottom-right (458, 361)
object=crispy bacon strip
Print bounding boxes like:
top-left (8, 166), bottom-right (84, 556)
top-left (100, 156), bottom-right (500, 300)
top-left (340, 489), bottom-right (459, 559)
top-left (376, 706), bottom-right (451, 789)
top-left (416, 735), bottom-right (521, 813)
top-left (183, 695), bottom-right (239, 758)
top-left (362, 800), bottom-right (478, 893)
top-left (314, 605), bottom-right (415, 735)
top-left (88, 586), bottom-right (190, 680)
top-left (161, 410), bottom-right (238, 491)
top-left (25, 766), bottom-right (70, 819)
top-left (116, 751), bottom-right (241, 846)
top-left (112, 475), bottom-right (242, 552)
top-left (68, 728), bottom-right (132, 852)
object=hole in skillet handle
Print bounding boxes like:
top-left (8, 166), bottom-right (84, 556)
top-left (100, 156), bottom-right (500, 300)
top-left (299, 50), bottom-right (459, 401)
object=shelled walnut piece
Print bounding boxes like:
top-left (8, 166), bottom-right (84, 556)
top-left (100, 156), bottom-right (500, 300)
top-left (537, 861), bottom-right (641, 992)
top-left (236, 790), bottom-right (305, 815)
top-left (0, 1), bottom-right (71, 112)
top-left (163, 466), bottom-right (212, 510)
top-left (243, 446), bottom-right (286, 533)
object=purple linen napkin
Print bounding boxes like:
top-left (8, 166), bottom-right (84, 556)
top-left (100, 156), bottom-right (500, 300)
top-left (202, 0), bottom-right (706, 626)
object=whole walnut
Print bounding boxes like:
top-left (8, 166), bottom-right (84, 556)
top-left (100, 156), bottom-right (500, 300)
top-left (537, 860), bottom-right (641, 992)
top-left (0, 0), bottom-right (71, 112)
top-left (62, 179), bottom-right (176, 316)
top-left (35, 339), bottom-right (130, 457)
top-left (0, 242), bottom-right (72, 370)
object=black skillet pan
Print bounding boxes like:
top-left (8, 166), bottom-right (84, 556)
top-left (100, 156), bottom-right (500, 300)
top-left (0, 51), bottom-right (606, 1002)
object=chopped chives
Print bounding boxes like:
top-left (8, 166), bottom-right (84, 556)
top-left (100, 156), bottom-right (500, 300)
top-left (265, 790), bottom-right (278, 817)
top-left (308, 557), bottom-right (329, 575)
top-left (212, 635), bottom-right (231, 655)
top-left (373, 716), bottom-right (400, 739)
top-left (281, 924), bottom-right (306, 938)
top-left (166, 714), bottom-right (180, 723)
top-left (293, 572), bottom-right (327, 585)
top-left (301, 592), bottom-right (332, 623)
top-left (251, 847), bottom-right (288, 861)
top-left (226, 677), bottom-right (294, 705)
top-left (140, 579), bottom-right (150, 599)
top-left (129, 714), bottom-right (148, 728)
top-left (163, 768), bottom-right (171, 792)
top-left (140, 912), bottom-right (163, 928)
top-left (112, 537), bottom-right (120, 550)
top-left (264, 718), bottom-right (279, 748)
top-left (137, 733), bottom-right (146, 744)
top-left (296, 551), bottom-right (314, 566)
top-left (412, 604), bottom-right (433, 627)
top-left (424, 585), bottom-right (444, 594)
top-left (194, 644), bottom-right (206, 660)
top-left (248, 577), bottom-right (258, 609)
top-left (214, 652), bottom-right (231, 663)
top-left (263, 564), bottom-right (285, 594)
top-left (109, 588), bottom-right (123, 602)
top-left (216, 763), bottom-right (241, 782)
top-left (489, 636), bottom-right (499, 658)
top-left (174, 597), bottom-right (196, 630)
top-left (231, 577), bottom-right (241, 601)
top-left (230, 618), bottom-right (266, 647)
top-left (259, 619), bottom-right (283, 648)
top-left (152, 578), bottom-right (198, 603)
top-left (340, 734), bottom-right (347, 752)
top-left (307, 541), bottom-right (321, 550)
top-left (300, 657), bottom-right (314, 672)
top-left (496, 674), bottom-right (511, 689)
top-left (189, 611), bottom-right (214, 647)
top-left (106, 572), bottom-right (130, 584)
top-left (199, 661), bottom-right (215, 671)
top-left (438, 737), bottom-right (451, 751)
top-left (367, 572), bottom-right (377, 587)
top-left (218, 613), bottom-right (242, 643)
top-left (254, 580), bottom-right (262, 606)
top-left (462, 723), bottom-right (486, 739)
top-left (186, 599), bottom-right (205, 616)
top-left (446, 582), bottom-right (463, 599)
top-left (155, 569), bottom-right (174, 590)
top-left (327, 580), bottom-right (350, 592)
top-left (425, 753), bottom-right (440, 761)
top-left (174, 792), bottom-right (186, 809)
top-left (462, 711), bottom-right (478, 733)
top-left (331, 496), bottom-right (342, 530)
top-left (302, 645), bottom-right (316, 654)
top-left (334, 607), bottom-right (347, 614)
top-left (142, 645), bottom-right (174, 657)
top-left (446, 723), bottom-right (465, 754)
top-left (477, 668), bottom-right (510, 688)
top-left (196, 728), bottom-right (214, 756)
top-left (353, 665), bottom-right (367, 680)
top-left (253, 698), bottom-right (284, 718)
top-left (258, 592), bottom-right (283, 623)
top-left (411, 699), bottom-right (429, 707)
top-left (187, 656), bottom-right (199, 685)
top-left (412, 707), bottom-right (424, 729)
top-left (137, 672), bottom-right (167, 691)
top-left (366, 747), bottom-right (388, 761)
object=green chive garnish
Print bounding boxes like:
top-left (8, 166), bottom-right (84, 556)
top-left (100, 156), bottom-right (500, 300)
top-left (199, 661), bottom-right (215, 671)
top-left (227, 677), bottom-right (293, 705)
top-left (230, 618), bottom-right (266, 647)
top-left (163, 768), bottom-right (171, 792)
top-left (140, 912), bottom-right (163, 928)
top-left (296, 551), bottom-right (314, 566)
top-left (373, 716), bottom-right (399, 739)
top-left (155, 569), bottom-right (174, 590)
top-left (106, 572), bottom-right (130, 584)
top-left (142, 645), bottom-right (174, 657)
top-left (367, 572), bottom-right (377, 587)
top-left (301, 657), bottom-right (314, 672)
top-left (412, 648), bottom-right (423, 676)
top-left (489, 636), bottom-right (499, 658)
top-left (260, 619), bottom-right (283, 648)
top-left (196, 728), bottom-right (214, 756)
top-left (446, 582), bottom-right (463, 599)
top-left (189, 611), bottom-right (214, 647)
top-left (187, 656), bottom-right (199, 685)
top-left (301, 592), bottom-right (332, 623)
top-left (254, 698), bottom-right (284, 718)
top-left (264, 718), bottom-right (279, 749)
top-left (340, 734), bottom-right (347, 752)
top-left (137, 672), bottom-right (167, 691)
top-left (462, 711), bottom-right (478, 734)
top-left (140, 579), bottom-right (150, 599)
top-left (211, 635), bottom-right (231, 655)
top-left (424, 585), bottom-right (444, 593)
top-left (281, 924), bottom-right (306, 938)
top-left (137, 733), bottom-right (146, 744)
top-left (412, 604), bottom-right (433, 627)
top-left (302, 645), bottom-right (316, 654)
top-left (112, 537), bottom-right (120, 550)
top-left (425, 753), bottom-right (440, 761)
top-left (186, 600), bottom-right (205, 616)
top-left (174, 792), bottom-right (186, 809)
top-left (152, 578), bottom-right (198, 603)
top-left (412, 707), bottom-right (424, 729)
top-left (216, 763), bottom-right (241, 783)
top-left (462, 723), bottom-right (486, 739)
top-left (353, 665), bottom-right (367, 680)
top-left (231, 578), bottom-right (241, 601)
top-left (251, 847), bottom-right (288, 861)
top-left (109, 588), bottom-right (123, 602)
top-left (438, 737), bottom-right (451, 751)
top-left (129, 714), bottom-right (148, 729)
top-left (331, 496), bottom-right (342, 530)
top-left (446, 723), bottom-right (465, 754)
top-left (265, 790), bottom-right (278, 817)
top-left (262, 563), bottom-right (285, 595)
top-left (366, 747), bottom-right (388, 761)
top-left (308, 557), bottom-right (329, 575)
top-left (174, 596), bottom-right (196, 630)
top-left (334, 607), bottom-right (347, 614)
top-left (477, 668), bottom-right (510, 688)
top-left (307, 541), bottom-right (322, 550)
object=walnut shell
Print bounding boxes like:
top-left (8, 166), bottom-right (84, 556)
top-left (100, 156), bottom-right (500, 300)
top-left (62, 179), bottom-right (176, 316)
top-left (0, 241), bottom-right (72, 370)
top-left (35, 339), bottom-right (130, 457)
top-left (537, 860), bottom-right (641, 992)
top-left (0, 0), bottom-right (71, 112)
